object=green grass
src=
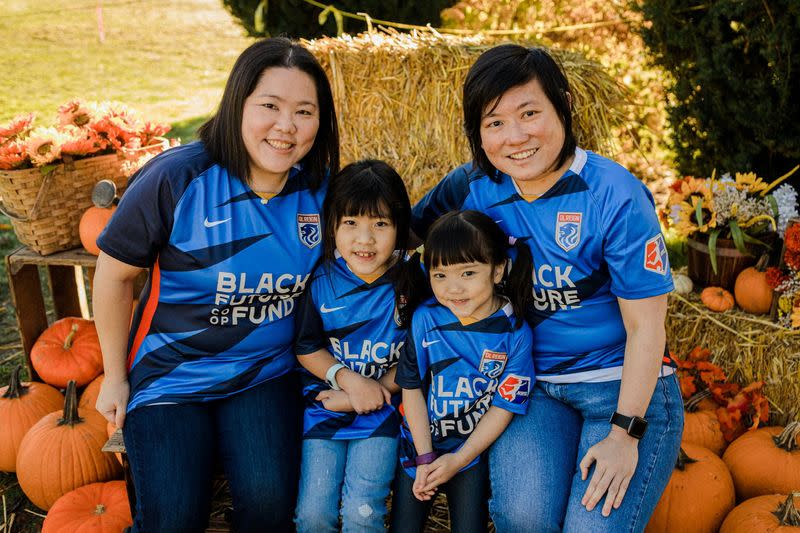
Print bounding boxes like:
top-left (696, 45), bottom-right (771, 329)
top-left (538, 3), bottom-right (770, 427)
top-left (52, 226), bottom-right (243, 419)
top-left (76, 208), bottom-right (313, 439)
top-left (0, 1), bottom-right (254, 528)
top-left (0, 0), bottom-right (252, 129)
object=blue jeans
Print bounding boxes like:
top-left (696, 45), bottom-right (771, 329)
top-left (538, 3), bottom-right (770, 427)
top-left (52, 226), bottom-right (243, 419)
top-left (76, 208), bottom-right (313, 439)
top-left (123, 372), bottom-right (302, 533)
top-left (295, 436), bottom-right (398, 533)
top-left (488, 373), bottom-right (683, 533)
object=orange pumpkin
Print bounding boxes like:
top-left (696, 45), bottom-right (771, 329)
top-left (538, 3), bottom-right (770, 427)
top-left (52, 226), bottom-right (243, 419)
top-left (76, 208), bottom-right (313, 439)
top-left (683, 392), bottom-right (727, 456)
top-left (646, 444), bottom-right (735, 533)
top-left (16, 381), bottom-right (122, 510)
top-left (701, 286), bottom-right (735, 312)
top-left (720, 493), bottom-right (800, 532)
top-left (722, 423), bottom-right (800, 501)
top-left (734, 255), bottom-right (774, 314)
top-left (42, 480), bottom-right (132, 533)
top-left (79, 374), bottom-right (104, 410)
top-left (31, 317), bottom-right (103, 388)
top-left (79, 206), bottom-right (116, 256)
top-left (0, 366), bottom-right (63, 472)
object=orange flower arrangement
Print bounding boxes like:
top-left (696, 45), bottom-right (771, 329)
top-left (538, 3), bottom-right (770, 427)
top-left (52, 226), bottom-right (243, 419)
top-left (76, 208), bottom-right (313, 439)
top-left (676, 346), bottom-right (770, 442)
top-left (0, 100), bottom-right (174, 171)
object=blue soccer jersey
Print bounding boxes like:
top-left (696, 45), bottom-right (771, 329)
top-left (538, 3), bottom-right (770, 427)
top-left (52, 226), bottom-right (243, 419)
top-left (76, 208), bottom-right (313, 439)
top-left (294, 253), bottom-right (405, 440)
top-left (97, 142), bottom-right (326, 411)
top-left (395, 299), bottom-right (535, 474)
top-left (411, 148), bottom-right (674, 382)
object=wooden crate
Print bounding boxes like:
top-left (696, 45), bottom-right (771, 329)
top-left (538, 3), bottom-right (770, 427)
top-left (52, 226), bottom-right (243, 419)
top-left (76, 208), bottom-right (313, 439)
top-left (5, 246), bottom-right (99, 380)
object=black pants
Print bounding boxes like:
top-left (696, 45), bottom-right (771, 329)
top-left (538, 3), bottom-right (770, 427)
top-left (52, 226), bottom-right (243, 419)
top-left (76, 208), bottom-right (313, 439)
top-left (390, 460), bottom-right (489, 533)
top-left (124, 372), bottom-right (302, 533)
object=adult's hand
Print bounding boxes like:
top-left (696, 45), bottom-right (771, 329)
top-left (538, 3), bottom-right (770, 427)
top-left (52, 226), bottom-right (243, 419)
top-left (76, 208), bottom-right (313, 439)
top-left (412, 464), bottom-right (437, 501)
top-left (579, 429), bottom-right (638, 516)
top-left (96, 377), bottom-right (130, 429)
top-left (337, 370), bottom-right (391, 414)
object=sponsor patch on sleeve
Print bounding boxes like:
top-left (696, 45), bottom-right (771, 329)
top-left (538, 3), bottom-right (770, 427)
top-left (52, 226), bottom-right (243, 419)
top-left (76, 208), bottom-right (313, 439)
top-left (497, 374), bottom-right (531, 405)
top-left (644, 234), bottom-right (668, 275)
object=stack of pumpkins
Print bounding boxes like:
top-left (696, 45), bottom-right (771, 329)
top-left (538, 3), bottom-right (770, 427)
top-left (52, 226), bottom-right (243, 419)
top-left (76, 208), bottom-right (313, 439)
top-left (674, 256), bottom-right (775, 314)
top-left (0, 317), bottom-right (131, 531)
top-left (647, 404), bottom-right (800, 532)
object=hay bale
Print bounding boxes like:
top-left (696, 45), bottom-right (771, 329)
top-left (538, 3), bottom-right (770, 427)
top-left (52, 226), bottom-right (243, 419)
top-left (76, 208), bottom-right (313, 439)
top-left (668, 292), bottom-right (800, 422)
top-left (305, 29), bottom-right (627, 202)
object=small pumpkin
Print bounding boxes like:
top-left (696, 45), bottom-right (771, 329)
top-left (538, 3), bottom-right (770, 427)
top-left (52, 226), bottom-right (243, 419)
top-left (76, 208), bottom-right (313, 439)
top-left (734, 255), bottom-right (773, 314)
top-left (79, 374), bottom-right (104, 410)
top-left (15, 381), bottom-right (122, 510)
top-left (31, 317), bottom-right (103, 388)
top-left (645, 444), bottom-right (735, 533)
top-left (41, 480), bottom-right (132, 533)
top-left (682, 391), bottom-right (727, 456)
top-left (701, 286), bottom-right (735, 312)
top-left (0, 366), bottom-right (64, 472)
top-left (673, 273), bottom-right (694, 295)
top-left (79, 205), bottom-right (116, 256)
top-left (722, 422), bottom-right (800, 501)
top-left (719, 493), bottom-right (800, 533)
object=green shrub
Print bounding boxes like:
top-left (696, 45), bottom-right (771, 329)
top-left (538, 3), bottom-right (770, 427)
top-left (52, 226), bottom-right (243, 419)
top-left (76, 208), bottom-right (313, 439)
top-left (223, 0), bottom-right (454, 38)
top-left (637, 0), bottom-right (800, 179)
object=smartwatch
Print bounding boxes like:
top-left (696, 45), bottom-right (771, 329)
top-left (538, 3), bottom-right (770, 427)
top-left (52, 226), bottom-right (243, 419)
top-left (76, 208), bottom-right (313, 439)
top-left (325, 363), bottom-right (346, 391)
top-left (609, 412), bottom-right (648, 439)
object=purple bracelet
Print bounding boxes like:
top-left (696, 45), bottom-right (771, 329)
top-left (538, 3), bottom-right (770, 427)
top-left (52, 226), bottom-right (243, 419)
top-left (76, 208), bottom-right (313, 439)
top-left (414, 452), bottom-right (438, 466)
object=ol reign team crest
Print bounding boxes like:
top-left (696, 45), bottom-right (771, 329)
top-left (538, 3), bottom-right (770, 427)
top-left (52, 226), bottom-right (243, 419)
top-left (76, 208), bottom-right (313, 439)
top-left (556, 212), bottom-right (582, 252)
top-left (297, 213), bottom-right (321, 249)
top-left (479, 349), bottom-right (507, 379)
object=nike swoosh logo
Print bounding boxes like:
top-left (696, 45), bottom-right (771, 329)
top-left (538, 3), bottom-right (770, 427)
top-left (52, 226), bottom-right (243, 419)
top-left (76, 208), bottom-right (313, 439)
top-left (421, 339), bottom-right (440, 348)
top-left (204, 217), bottom-right (231, 228)
top-left (320, 304), bottom-right (346, 313)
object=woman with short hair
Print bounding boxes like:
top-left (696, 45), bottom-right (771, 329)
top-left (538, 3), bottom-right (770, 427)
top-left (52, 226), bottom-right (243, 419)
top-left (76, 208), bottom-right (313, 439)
top-left (411, 44), bottom-right (683, 533)
top-left (93, 37), bottom-right (339, 532)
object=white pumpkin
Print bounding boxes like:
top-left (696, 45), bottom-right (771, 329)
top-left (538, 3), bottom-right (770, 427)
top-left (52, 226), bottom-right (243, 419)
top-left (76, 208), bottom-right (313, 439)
top-left (673, 273), bottom-right (693, 295)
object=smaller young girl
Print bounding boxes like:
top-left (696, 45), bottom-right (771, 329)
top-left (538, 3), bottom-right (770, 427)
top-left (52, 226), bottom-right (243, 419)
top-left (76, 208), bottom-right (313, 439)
top-left (293, 160), bottom-right (411, 533)
top-left (392, 210), bottom-right (536, 533)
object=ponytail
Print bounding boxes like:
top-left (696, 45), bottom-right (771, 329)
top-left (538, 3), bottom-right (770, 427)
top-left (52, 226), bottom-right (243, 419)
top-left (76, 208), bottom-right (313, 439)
top-left (393, 250), bottom-right (430, 328)
top-left (499, 238), bottom-right (533, 328)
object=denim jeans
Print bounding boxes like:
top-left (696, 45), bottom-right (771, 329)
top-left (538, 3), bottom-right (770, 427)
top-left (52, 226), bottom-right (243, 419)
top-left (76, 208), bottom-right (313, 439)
top-left (488, 373), bottom-right (683, 533)
top-left (294, 436), bottom-right (398, 533)
top-left (123, 371), bottom-right (302, 533)
top-left (390, 461), bottom-right (489, 533)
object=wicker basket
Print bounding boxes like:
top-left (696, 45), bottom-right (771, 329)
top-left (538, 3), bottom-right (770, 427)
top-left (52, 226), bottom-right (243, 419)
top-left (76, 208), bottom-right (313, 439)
top-left (0, 154), bottom-right (128, 255)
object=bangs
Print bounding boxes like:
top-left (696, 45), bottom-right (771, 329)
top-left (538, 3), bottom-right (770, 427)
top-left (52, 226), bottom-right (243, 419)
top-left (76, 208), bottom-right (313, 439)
top-left (337, 187), bottom-right (392, 220)
top-left (424, 217), bottom-right (492, 269)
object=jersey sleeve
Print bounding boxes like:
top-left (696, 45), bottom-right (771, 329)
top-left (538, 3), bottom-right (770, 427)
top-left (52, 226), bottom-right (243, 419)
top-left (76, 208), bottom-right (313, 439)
top-left (492, 323), bottom-right (535, 414)
top-left (96, 155), bottom-right (181, 268)
top-left (294, 280), bottom-right (325, 356)
top-left (395, 316), bottom-right (425, 389)
top-left (410, 164), bottom-right (473, 239)
top-left (601, 178), bottom-right (674, 299)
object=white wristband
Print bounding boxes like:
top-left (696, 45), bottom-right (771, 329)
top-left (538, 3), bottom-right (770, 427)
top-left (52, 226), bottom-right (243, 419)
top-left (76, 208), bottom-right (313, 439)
top-left (325, 363), bottom-right (346, 391)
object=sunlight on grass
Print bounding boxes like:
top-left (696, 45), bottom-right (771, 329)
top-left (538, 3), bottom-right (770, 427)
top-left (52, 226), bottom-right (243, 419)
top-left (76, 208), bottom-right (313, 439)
top-left (0, 0), bottom-right (253, 127)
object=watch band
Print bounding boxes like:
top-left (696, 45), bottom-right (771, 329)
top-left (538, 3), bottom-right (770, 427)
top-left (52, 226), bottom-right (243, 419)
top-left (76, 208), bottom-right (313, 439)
top-left (609, 411), bottom-right (648, 439)
top-left (325, 363), bottom-right (346, 390)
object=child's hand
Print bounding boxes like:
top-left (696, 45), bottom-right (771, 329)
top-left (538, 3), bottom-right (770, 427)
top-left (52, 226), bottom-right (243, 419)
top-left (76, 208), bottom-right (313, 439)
top-left (421, 453), bottom-right (466, 492)
top-left (412, 464), bottom-right (438, 501)
top-left (315, 389), bottom-right (354, 412)
top-left (338, 371), bottom-right (391, 414)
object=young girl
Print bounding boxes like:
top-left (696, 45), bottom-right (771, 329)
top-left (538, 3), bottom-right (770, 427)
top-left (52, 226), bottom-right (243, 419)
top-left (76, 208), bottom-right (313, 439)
top-left (293, 159), bottom-right (411, 533)
top-left (392, 210), bottom-right (536, 533)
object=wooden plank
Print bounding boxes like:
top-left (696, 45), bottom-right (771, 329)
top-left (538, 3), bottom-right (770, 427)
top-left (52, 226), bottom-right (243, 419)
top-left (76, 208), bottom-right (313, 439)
top-left (5, 259), bottom-right (47, 380)
top-left (102, 428), bottom-right (126, 453)
top-left (47, 265), bottom-right (84, 319)
top-left (7, 246), bottom-right (98, 271)
top-left (206, 517), bottom-right (231, 532)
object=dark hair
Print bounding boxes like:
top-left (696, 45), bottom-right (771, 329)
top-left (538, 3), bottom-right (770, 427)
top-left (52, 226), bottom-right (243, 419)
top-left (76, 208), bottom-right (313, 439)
top-left (322, 159), bottom-right (411, 264)
top-left (198, 37), bottom-right (339, 189)
top-left (463, 45), bottom-right (576, 180)
top-left (402, 210), bottom-right (533, 327)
